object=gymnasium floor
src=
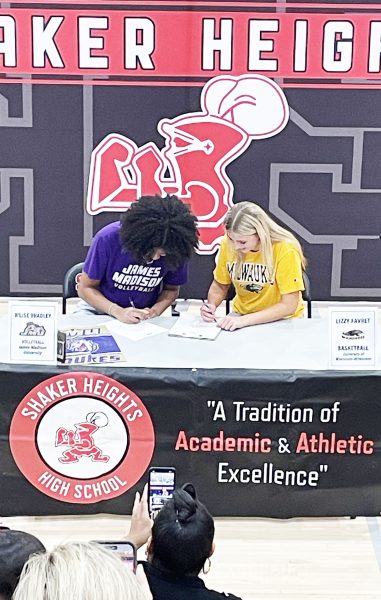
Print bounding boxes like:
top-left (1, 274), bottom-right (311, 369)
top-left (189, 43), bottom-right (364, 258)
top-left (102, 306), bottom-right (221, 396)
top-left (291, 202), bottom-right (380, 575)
top-left (2, 298), bottom-right (381, 599)
top-left (1, 514), bottom-right (381, 599)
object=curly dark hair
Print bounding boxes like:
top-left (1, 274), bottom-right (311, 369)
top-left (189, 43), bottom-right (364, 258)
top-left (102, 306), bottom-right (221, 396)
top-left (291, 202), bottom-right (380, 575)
top-left (120, 195), bottom-right (199, 268)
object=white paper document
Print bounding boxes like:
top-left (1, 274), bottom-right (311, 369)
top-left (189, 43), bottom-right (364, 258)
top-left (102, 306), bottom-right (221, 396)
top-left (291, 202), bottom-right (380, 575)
top-left (104, 319), bottom-right (167, 341)
top-left (168, 314), bottom-right (221, 340)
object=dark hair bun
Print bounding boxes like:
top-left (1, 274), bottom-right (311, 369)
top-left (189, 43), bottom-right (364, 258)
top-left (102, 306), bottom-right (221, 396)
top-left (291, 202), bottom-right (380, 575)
top-left (173, 483), bottom-right (199, 524)
top-left (181, 482), bottom-right (196, 499)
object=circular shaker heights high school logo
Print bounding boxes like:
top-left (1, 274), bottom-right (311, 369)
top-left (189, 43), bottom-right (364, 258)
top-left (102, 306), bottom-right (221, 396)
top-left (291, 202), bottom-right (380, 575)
top-left (10, 373), bottom-right (155, 503)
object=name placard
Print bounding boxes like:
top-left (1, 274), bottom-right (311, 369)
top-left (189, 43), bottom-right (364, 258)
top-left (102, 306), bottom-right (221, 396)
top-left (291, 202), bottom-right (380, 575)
top-left (329, 306), bottom-right (378, 369)
top-left (9, 301), bottom-right (58, 365)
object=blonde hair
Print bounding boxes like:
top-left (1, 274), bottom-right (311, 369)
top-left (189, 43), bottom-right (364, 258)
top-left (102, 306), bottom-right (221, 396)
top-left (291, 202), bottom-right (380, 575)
top-left (224, 201), bottom-right (306, 279)
top-left (12, 542), bottom-right (145, 600)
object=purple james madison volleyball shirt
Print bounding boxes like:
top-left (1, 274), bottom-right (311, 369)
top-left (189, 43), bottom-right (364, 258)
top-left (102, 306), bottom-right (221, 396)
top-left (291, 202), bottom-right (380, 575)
top-left (83, 222), bottom-right (188, 308)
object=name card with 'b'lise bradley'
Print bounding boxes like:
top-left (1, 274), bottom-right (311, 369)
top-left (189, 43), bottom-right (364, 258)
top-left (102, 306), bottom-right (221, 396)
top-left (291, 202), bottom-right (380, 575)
top-left (9, 301), bottom-right (58, 365)
top-left (328, 306), bottom-right (379, 369)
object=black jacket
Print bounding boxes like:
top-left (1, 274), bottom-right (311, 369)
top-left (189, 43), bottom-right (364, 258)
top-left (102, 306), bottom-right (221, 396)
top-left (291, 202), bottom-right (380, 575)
top-left (143, 561), bottom-right (242, 600)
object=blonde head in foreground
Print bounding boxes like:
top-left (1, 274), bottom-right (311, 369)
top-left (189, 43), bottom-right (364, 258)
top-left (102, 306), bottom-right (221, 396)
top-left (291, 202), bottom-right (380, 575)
top-left (12, 541), bottom-right (146, 600)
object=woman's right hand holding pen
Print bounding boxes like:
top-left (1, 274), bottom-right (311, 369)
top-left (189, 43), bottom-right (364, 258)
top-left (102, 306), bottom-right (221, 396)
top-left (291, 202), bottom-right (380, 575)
top-left (200, 300), bottom-right (217, 322)
top-left (109, 304), bottom-right (150, 324)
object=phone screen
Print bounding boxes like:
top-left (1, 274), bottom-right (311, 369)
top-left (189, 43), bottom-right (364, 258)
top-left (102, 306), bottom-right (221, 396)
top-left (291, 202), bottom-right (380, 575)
top-left (94, 541), bottom-right (137, 571)
top-left (148, 467), bottom-right (176, 518)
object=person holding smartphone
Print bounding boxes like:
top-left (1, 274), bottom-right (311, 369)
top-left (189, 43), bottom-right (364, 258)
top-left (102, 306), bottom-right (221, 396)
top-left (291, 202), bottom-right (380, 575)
top-left (200, 201), bottom-right (307, 331)
top-left (127, 483), bottom-right (241, 600)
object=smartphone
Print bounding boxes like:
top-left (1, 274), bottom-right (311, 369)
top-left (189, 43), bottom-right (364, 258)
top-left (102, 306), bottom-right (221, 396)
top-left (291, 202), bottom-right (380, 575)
top-left (148, 466), bottom-right (176, 519)
top-left (93, 540), bottom-right (137, 572)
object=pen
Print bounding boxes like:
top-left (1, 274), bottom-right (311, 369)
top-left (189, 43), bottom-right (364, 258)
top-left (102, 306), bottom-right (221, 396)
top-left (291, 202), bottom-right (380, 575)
top-left (130, 297), bottom-right (150, 321)
top-left (202, 299), bottom-right (217, 321)
top-left (129, 298), bottom-right (144, 324)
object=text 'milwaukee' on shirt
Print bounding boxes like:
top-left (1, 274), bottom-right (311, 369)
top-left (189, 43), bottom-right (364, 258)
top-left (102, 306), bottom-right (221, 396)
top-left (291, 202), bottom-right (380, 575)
top-left (214, 236), bottom-right (304, 317)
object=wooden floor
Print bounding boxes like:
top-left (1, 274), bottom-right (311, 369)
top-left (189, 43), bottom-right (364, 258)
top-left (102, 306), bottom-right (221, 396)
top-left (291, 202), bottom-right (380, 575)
top-left (1, 514), bottom-right (381, 599)
top-left (2, 298), bottom-right (381, 598)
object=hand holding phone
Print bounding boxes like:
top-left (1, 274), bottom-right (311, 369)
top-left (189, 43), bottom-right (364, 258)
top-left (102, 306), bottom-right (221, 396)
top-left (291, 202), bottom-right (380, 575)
top-left (93, 540), bottom-right (137, 572)
top-left (127, 484), bottom-right (152, 549)
top-left (148, 467), bottom-right (176, 519)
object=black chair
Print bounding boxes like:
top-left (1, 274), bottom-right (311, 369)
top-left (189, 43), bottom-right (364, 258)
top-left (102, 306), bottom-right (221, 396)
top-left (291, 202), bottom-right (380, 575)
top-left (225, 285), bottom-right (236, 315)
top-left (62, 262), bottom-right (84, 314)
top-left (302, 271), bottom-right (312, 318)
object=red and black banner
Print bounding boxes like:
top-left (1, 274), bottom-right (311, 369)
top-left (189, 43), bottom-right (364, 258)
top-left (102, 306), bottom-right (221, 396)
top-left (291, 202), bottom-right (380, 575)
top-left (3, 366), bottom-right (381, 517)
top-left (2, 2), bottom-right (381, 87)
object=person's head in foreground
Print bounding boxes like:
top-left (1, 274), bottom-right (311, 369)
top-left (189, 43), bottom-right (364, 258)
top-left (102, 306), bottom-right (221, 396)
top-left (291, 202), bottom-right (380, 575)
top-left (0, 528), bottom-right (45, 600)
top-left (12, 541), bottom-right (146, 600)
top-left (120, 195), bottom-right (199, 267)
top-left (224, 201), bottom-right (306, 272)
top-left (147, 482), bottom-right (215, 576)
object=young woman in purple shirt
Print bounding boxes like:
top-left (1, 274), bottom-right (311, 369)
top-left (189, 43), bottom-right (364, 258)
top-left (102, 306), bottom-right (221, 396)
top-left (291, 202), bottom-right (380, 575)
top-left (76, 195), bottom-right (198, 324)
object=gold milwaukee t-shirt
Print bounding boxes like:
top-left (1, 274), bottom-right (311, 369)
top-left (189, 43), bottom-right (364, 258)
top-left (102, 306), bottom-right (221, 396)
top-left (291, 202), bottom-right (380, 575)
top-left (214, 237), bottom-right (305, 317)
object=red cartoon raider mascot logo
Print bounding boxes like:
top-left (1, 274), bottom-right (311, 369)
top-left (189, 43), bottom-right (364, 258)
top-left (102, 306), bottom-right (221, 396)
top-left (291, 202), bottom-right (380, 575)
top-left (9, 373), bottom-right (155, 503)
top-left (87, 74), bottom-right (289, 253)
